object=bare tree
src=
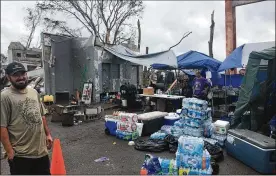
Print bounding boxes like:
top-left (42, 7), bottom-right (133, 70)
top-left (24, 7), bottom-right (43, 48)
top-left (43, 18), bottom-right (82, 37)
top-left (137, 19), bottom-right (141, 51)
top-left (36, 0), bottom-right (144, 45)
top-left (208, 10), bottom-right (215, 58)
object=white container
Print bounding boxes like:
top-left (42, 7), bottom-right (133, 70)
top-left (136, 122), bottom-right (144, 137)
top-left (122, 100), bottom-right (127, 107)
top-left (214, 120), bottom-right (230, 134)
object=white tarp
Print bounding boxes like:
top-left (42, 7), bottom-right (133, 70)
top-left (242, 41), bottom-right (275, 66)
top-left (103, 45), bottom-right (178, 68)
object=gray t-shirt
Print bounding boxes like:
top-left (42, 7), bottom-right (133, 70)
top-left (1, 87), bottom-right (48, 158)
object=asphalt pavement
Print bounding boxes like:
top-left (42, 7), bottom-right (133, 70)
top-left (1, 111), bottom-right (259, 175)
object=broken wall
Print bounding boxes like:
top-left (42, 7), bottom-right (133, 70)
top-left (72, 37), bottom-right (99, 102)
top-left (41, 33), bottom-right (73, 96)
top-left (100, 50), bottom-right (140, 93)
top-left (42, 33), bottom-right (142, 103)
top-left (52, 38), bottom-right (73, 94)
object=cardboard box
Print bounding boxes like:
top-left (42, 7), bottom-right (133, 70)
top-left (143, 87), bottom-right (154, 95)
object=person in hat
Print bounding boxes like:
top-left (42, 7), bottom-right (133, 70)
top-left (0, 62), bottom-right (52, 175)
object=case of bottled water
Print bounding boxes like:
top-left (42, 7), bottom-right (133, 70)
top-left (115, 130), bottom-right (138, 141)
top-left (179, 166), bottom-right (212, 175)
top-left (182, 98), bottom-right (208, 111)
top-left (160, 125), bottom-right (172, 134)
top-left (150, 131), bottom-right (167, 140)
top-left (183, 125), bottom-right (203, 137)
top-left (178, 136), bottom-right (204, 156)
top-left (174, 119), bottom-right (185, 128)
top-left (159, 158), bottom-right (171, 175)
top-left (211, 133), bottom-right (227, 146)
top-left (170, 126), bottom-right (184, 138)
top-left (203, 118), bottom-right (214, 138)
top-left (176, 150), bottom-right (211, 170)
top-left (158, 158), bottom-right (178, 175)
top-left (184, 116), bottom-right (203, 128)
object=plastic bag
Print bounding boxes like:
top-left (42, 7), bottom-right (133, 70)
top-left (164, 135), bottom-right (178, 153)
top-left (134, 139), bottom-right (169, 152)
top-left (204, 141), bottom-right (224, 162)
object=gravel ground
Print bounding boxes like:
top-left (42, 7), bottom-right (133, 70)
top-left (1, 109), bottom-right (258, 175)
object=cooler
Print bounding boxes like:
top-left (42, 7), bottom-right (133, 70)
top-left (226, 129), bottom-right (276, 174)
top-left (164, 115), bottom-right (180, 126)
top-left (105, 118), bottom-right (119, 136)
top-left (138, 111), bottom-right (168, 136)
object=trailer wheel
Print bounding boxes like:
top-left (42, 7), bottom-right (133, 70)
top-left (105, 128), bottom-right (110, 135)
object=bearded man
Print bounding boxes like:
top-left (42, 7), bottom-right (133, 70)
top-left (1, 62), bottom-right (53, 175)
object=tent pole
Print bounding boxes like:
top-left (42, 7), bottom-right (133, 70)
top-left (230, 73), bottom-right (232, 105)
top-left (225, 71), bottom-right (227, 106)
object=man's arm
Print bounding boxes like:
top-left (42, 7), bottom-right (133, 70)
top-left (1, 95), bottom-right (14, 160)
top-left (0, 127), bottom-right (14, 160)
top-left (38, 94), bottom-right (53, 149)
top-left (42, 116), bottom-right (50, 136)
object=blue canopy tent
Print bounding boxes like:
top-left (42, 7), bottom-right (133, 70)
top-left (218, 41), bottom-right (275, 72)
top-left (177, 50), bottom-right (222, 72)
top-left (217, 44), bottom-right (245, 72)
top-left (182, 69), bottom-right (195, 76)
top-left (151, 63), bottom-right (176, 70)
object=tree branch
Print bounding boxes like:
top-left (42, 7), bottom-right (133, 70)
top-left (36, 0), bottom-right (144, 45)
top-left (168, 31), bottom-right (192, 50)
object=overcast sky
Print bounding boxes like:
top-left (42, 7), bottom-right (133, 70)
top-left (1, 1), bottom-right (275, 61)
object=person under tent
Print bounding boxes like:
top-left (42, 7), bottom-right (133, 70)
top-left (192, 71), bottom-right (211, 100)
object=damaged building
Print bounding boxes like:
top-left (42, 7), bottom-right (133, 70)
top-left (41, 32), bottom-right (143, 103)
top-left (7, 42), bottom-right (42, 71)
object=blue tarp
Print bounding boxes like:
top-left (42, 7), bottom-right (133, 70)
top-left (182, 69), bottom-right (195, 76)
top-left (177, 51), bottom-right (222, 72)
top-left (211, 73), bottom-right (243, 88)
top-left (151, 64), bottom-right (175, 70)
top-left (217, 44), bottom-right (245, 72)
top-left (218, 42), bottom-right (275, 72)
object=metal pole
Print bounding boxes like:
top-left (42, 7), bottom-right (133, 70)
top-left (225, 72), bottom-right (227, 106)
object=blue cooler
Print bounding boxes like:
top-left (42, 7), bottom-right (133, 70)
top-left (105, 118), bottom-right (119, 136)
top-left (164, 115), bottom-right (180, 126)
top-left (226, 129), bottom-right (276, 174)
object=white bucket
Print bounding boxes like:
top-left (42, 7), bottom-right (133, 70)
top-left (122, 100), bottom-right (127, 107)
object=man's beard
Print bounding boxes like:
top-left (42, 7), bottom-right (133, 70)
top-left (10, 80), bottom-right (28, 90)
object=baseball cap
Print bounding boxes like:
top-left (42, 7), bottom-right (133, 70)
top-left (5, 62), bottom-right (27, 75)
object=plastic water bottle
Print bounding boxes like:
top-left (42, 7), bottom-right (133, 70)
top-left (176, 152), bottom-right (181, 167)
top-left (172, 160), bottom-right (178, 175)
top-left (207, 166), bottom-right (213, 175)
top-left (182, 99), bottom-right (187, 108)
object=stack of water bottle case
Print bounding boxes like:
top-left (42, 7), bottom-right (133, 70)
top-left (157, 137), bottom-right (213, 175)
top-left (149, 98), bottom-right (229, 146)
top-left (176, 136), bottom-right (212, 175)
top-left (141, 137), bottom-right (212, 175)
top-left (115, 113), bottom-right (139, 141)
top-left (171, 98), bottom-right (213, 138)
